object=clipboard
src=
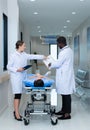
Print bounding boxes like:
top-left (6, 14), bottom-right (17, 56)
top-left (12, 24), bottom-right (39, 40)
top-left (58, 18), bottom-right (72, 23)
top-left (23, 65), bottom-right (32, 70)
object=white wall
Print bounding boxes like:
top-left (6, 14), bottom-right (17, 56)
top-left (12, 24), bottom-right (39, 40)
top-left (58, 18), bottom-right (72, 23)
top-left (19, 20), bottom-right (31, 53)
top-left (23, 25), bottom-right (31, 53)
top-left (72, 17), bottom-right (90, 87)
top-left (8, 0), bottom-right (19, 56)
top-left (0, 0), bottom-right (7, 74)
top-left (19, 19), bottom-right (24, 40)
top-left (72, 17), bottom-right (90, 70)
top-left (31, 37), bottom-right (49, 55)
top-left (0, 0), bottom-right (3, 73)
top-left (0, 0), bottom-right (19, 114)
top-left (0, 0), bottom-right (8, 114)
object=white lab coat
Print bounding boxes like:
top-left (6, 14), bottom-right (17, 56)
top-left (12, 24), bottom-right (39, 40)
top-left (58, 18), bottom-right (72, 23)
top-left (7, 51), bottom-right (44, 94)
top-left (50, 46), bottom-right (75, 94)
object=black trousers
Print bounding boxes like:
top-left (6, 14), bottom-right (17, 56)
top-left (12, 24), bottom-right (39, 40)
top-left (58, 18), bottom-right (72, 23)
top-left (14, 94), bottom-right (22, 99)
top-left (61, 95), bottom-right (71, 114)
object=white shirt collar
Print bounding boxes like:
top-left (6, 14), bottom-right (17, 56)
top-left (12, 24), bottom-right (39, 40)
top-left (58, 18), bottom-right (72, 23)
top-left (61, 45), bottom-right (69, 51)
top-left (16, 50), bottom-right (24, 55)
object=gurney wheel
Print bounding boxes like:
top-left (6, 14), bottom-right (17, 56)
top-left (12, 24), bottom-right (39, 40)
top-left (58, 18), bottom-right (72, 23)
top-left (24, 110), bottom-right (30, 125)
top-left (50, 108), bottom-right (56, 115)
top-left (51, 116), bottom-right (58, 125)
top-left (24, 118), bottom-right (30, 126)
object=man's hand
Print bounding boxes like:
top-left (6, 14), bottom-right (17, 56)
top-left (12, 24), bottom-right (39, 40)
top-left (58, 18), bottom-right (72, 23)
top-left (48, 63), bottom-right (51, 67)
top-left (43, 56), bottom-right (48, 60)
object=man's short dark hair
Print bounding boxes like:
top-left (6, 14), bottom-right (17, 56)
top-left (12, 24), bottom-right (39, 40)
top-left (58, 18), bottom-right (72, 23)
top-left (34, 79), bottom-right (44, 87)
top-left (57, 36), bottom-right (67, 45)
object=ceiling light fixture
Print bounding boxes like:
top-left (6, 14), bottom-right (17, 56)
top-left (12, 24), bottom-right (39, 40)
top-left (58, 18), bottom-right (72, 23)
top-left (67, 34), bottom-right (72, 37)
top-left (30, 0), bottom-right (36, 2)
top-left (72, 12), bottom-right (76, 15)
top-left (66, 20), bottom-right (70, 23)
top-left (34, 12), bottom-right (38, 15)
top-left (67, 35), bottom-right (70, 37)
top-left (80, 0), bottom-right (84, 2)
top-left (42, 42), bottom-right (45, 44)
top-left (61, 30), bottom-right (64, 33)
top-left (38, 30), bottom-right (41, 33)
top-left (37, 26), bottom-right (40, 28)
top-left (64, 26), bottom-right (67, 28)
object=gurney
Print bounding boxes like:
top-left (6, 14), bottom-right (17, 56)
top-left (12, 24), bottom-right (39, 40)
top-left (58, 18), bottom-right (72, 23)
top-left (23, 74), bottom-right (58, 125)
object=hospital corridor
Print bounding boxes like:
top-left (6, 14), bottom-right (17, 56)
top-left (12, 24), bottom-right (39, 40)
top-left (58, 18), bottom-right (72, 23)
top-left (0, 0), bottom-right (90, 130)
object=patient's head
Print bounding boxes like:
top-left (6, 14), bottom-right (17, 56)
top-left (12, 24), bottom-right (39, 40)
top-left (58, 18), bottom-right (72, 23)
top-left (34, 79), bottom-right (44, 87)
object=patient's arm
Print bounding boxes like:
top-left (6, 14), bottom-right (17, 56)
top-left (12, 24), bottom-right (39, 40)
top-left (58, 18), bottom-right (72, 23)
top-left (29, 75), bottom-right (37, 79)
top-left (29, 73), bottom-right (50, 80)
top-left (29, 73), bottom-right (43, 79)
top-left (36, 73), bottom-right (51, 80)
top-left (36, 73), bottom-right (44, 79)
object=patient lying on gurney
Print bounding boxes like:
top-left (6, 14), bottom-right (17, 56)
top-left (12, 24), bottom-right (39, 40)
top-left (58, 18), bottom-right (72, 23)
top-left (23, 72), bottom-right (54, 88)
top-left (29, 73), bottom-right (50, 87)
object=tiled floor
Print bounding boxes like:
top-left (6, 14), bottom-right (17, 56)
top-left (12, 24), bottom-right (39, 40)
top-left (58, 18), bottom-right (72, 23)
top-left (0, 94), bottom-right (90, 130)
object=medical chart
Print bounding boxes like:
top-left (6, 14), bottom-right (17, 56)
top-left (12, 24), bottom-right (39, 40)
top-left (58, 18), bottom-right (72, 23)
top-left (43, 55), bottom-right (55, 69)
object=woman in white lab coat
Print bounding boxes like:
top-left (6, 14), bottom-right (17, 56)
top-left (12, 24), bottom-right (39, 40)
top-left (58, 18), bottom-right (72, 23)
top-left (49, 36), bottom-right (75, 120)
top-left (7, 40), bottom-right (45, 121)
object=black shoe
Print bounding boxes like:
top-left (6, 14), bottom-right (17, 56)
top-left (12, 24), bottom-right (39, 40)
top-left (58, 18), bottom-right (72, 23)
top-left (55, 111), bottom-right (65, 116)
top-left (58, 115), bottom-right (71, 120)
top-left (13, 111), bottom-right (23, 121)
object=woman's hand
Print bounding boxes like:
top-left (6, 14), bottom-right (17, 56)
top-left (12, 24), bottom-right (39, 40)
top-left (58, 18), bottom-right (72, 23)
top-left (17, 68), bottom-right (24, 72)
